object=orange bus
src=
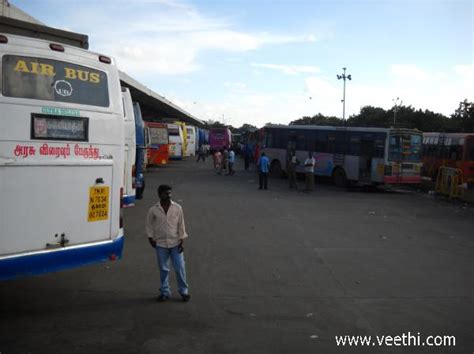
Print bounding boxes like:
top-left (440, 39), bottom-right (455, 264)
top-left (422, 133), bottom-right (474, 186)
top-left (144, 122), bottom-right (169, 165)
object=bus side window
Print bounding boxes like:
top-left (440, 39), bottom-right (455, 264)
top-left (348, 131), bottom-right (361, 156)
top-left (315, 131), bottom-right (327, 153)
top-left (276, 129), bottom-right (288, 149)
top-left (296, 134), bottom-right (305, 151)
top-left (334, 131), bottom-right (346, 154)
top-left (265, 131), bottom-right (273, 148)
top-left (450, 145), bottom-right (461, 161)
top-left (374, 133), bottom-right (386, 158)
top-left (305, 130), bottom-right (315, 152)
top-left (327, 133), bottom-right (336, 154)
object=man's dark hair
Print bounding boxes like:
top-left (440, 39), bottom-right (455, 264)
top-left (158, 185), bottom-right (172, 194)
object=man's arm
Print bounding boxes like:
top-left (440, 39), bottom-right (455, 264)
top-left (146, 208), bottom-right (156, 248)
top-left (177, 207), bottom-right (189, 242)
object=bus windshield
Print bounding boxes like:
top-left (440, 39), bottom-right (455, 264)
top-left (149, 127), bottom-right (168, 144)
top-left (389, 133), bottom-right (422, 162)
top-left (2, 55), bottom-right (109, 107)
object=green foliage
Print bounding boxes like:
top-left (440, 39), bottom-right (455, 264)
top-left (290, 113), bottom-right (343, 126)
top-left (287, 100), bottom-right (474, 132)
top-left (451, 99), bottom-right (474, 132)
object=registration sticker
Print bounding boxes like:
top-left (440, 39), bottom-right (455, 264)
top-left (377, 163), bottom-right (384, 176)
top-left (88, 186), bottom-right (109, 222)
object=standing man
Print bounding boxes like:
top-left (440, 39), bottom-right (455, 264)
top-left (288, 151), bottom-right (299, 189)
top-left (196, 144), bottom-right (205, 162)
top-left (228, 148), bottom-right (235, 175)
top-left (304, 152), bottom-right (316, 191)
top-left (257, 152), bottom-right (270, 190)
top-left (146, 185), bottom-right (191, 302)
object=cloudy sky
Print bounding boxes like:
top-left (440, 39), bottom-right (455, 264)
top-left (14, 0), bottom-right (473, 127)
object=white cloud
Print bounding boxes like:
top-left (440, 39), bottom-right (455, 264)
top-left (454, 63), bottom-right (474, 81)
top-left (252, 63), bottom-right (321, 75)
top-left (391, 64), bottom-right (430, 80)
top-left (224, 82), bottom-right (248, 91)
top-left (80, 2), bottom-right (318, 76)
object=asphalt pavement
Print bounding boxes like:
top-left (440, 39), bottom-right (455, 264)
top-left (1, 156), bottom-right (473, 354)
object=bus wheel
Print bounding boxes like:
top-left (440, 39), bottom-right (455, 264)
top-left (270, 160), bottom-right (282, 178)
top-left (333, 168), bottom-right (348, 188)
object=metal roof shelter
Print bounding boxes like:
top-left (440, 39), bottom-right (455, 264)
top-left (119, 71), bottom-right (204, 127)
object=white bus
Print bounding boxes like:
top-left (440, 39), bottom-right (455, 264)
top-left (185, 125), bottom-right (196, 156)
top-left (260, 125), bottom-right (422, 186)
top-left (121, 87), bottom-right (136, 207)
top-left (167, 123), bottom-right (184, 160)
top-left (0, 32), bottom-right (125, 280)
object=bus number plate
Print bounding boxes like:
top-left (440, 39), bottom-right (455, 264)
top-left (88, 186), bottom-right (109, 222)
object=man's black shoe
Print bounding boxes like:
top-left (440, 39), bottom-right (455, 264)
top-left (181, 294), bottom-right (191, 302)
top-left (157, 294), bottom-right (169, 302)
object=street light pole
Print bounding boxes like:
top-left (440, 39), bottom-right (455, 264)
top-left (337, 67), bottom-right (352, 124)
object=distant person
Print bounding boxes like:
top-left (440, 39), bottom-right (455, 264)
top-left (304, 152), bottom-right (316, 191)
top-left (214, 150), bottom-right (222, 173)
top-left (220, 148), bottom-right (229, 175)
top-left (146, 185), bottom-right (190, 302)
top-left (228, 148), bottom-right (235, 175)
top-left (196, 145), bottom-right (205, 162)
top-left (257, 152), bottom-right (270, 190)
top-left (288, 152), bottom-right (300, 189)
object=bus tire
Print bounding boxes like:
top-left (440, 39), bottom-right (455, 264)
top-left (332, 168), bottom-right (348, 188)
top-left (270, 160), bottom-right (283, 178)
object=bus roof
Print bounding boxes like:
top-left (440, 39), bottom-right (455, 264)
top-left (2, 32), bottom-right (113, 65)
top-left (265, 124), bottom-right (421, 134)
top-left (423, 132), bottom-right (474, 138)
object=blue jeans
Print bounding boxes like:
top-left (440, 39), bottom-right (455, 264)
top-left (155, 245), bottom-right (189, 296)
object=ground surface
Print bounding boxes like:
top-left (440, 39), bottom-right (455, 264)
top-left (1, 157), bottom-right (473, 354)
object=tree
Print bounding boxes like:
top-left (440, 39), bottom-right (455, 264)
top-left (451, 99), bottom-right (474, 132)
top-left (290, 113), bottom-right (342, 126)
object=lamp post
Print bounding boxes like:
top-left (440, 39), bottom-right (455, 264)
top-left (337, 67), bottom-right (352, 124)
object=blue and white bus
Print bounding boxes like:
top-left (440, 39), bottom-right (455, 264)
top-left (0, 31), bottom-right (125, 280)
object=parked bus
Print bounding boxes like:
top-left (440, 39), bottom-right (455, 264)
top-left (133, 102), bottom-right (146, 199)
top-left (121, 87), bottom-right (136, 207)
top-left (422, 133), bottom-right (474, 187)
top-left (167, 123), bottom-right (184, 160)
top-left (0, 31), bottom-right (125, 280)
top-left (173, 121), bottom-right (190, 156)
top-left (232, 133), bottom-right (242, 153)
top-left (185, 125), bottom-right (196, 156)
top-left (209, 127), bottom-right (232, 152)
top-left (144, 121), bottom-right (169, 165)
top-left (260, 125), bottom-right (422, 186)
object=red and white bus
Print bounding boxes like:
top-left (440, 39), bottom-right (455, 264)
top-left (144, 121), bottom-right (169, 165)
top-left (259, 125), bottom-right (422, 186)
top-left (422, 133), bottom-right (474, 187)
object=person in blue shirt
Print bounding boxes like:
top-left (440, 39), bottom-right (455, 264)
top-left (257, 152), bottom-right (270, 190)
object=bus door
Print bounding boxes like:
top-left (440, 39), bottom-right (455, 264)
top-left (359, 133), bottom-right (375, 183)
top-left (286, 136), bottom-right (296, 171)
